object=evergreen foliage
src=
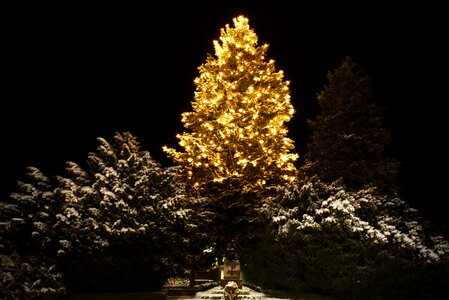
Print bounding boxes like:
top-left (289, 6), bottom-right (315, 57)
top-left (164, 16), bottom-right (298, 196)
top-left (1, 15), bottom-right (448, 300)
top-left (244, 178), bottom-right (449, 299)
top-left (54, 132), bottom-right (208, 292)
top-left (302, 56), bottom-right (399, 195)
top-left (0, 167), bottom-right (66, 299)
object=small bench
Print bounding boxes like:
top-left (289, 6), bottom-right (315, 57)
top-left (194, 269), bottom-right (219, 285)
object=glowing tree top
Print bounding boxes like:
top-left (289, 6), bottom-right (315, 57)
top-left (164, 15), bottom-right (298, 195)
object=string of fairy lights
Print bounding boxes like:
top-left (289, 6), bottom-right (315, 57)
top-left (163, 16), bottom-right (299, 193)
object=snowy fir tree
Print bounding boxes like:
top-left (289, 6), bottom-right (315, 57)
top-left (55, 161), bottom-right (104, 253)
top-left (163, 15), bottom-right (299, 196)
top-left (0, 167), bottom-right (66, 299)
top-left (243, 178), bottom-right (449, 298)
top-left (302, 56), bottom-right (399, 194)
top-left (235, 57), bottom-right (448, 298)
top-left (3, 167), bottom-right (59, 252)
top-left (55, 131), bottom-right (208, 292)
top-left (56, 132), bottom-right (169, 250)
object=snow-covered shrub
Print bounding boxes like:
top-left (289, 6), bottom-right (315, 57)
top-left (270, 178), bottom-right (449, 264)
top-left (54, 132), bottom-right (212, 292)
top-left (246, 177), bottom-right (449, 297)
top-left (0, 167), bottom-right (66, 299)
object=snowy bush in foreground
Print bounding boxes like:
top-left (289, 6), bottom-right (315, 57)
top-left (0, 249), bottom-right (65, 300)
top-left (245, 178), bottom-right (449, 297)
top-left (0, 167), bottom-right (66, 299)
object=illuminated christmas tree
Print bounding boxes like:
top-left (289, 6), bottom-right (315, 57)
top-left (164, 16), bottom-right (299, 195)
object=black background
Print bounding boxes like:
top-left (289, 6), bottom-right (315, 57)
top-left (3, 7), bottom-right (447, 225)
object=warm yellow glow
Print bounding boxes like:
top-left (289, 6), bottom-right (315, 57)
top-left (163, 15), bottom-right (299, 194)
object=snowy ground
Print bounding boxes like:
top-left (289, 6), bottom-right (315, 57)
top-left (168, 285), bottom-right (334, 300)
top-left (68, 278), bottom-right (334, 300)
top-left (68, 284), bottom-right (334, 300)
top-left (194, 285), bottom-right (267, 299)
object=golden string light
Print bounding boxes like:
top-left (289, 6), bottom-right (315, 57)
top-left (163, 15), bottom-right (299, 194)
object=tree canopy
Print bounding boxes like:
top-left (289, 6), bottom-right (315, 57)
top-left (302, 56), bottom-right (399, 194)
top-left (164, 15), bottom-right (299, 196)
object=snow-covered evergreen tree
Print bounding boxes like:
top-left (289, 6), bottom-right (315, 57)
top-left (0, 167), bottom-right (65, 299)
top-left (56, 132), bottom-right (190, 246)
top-left (280, 181), bottom-right (447, 261)
top-left (4, 167), bottom-right (58, 252)
top-left (245, 178), bottom-right (449, 297)
top-left (55, 131), bottom-right (210, 291)
top-left (302, 56), bottom-right (399, 194)
top-left (55, 161), bottom-right (102, 253)
top-left (0, 245), bottom-right (65, 300)
top-left (155, 165), bottom-right (216, 285)
top-left (163, 15), bottom-right (299, 196)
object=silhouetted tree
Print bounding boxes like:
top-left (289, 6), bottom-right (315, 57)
top-left (302, 56), bottom-right (399, 195)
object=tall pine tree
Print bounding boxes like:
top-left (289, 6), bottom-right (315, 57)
top-left (302, 56), bottom-right (399, 194)
top-left (163, 15), bottom-right (299, 195)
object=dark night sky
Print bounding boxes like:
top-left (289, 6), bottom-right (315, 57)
top-left (3, 7), bottom-right (447, 225)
